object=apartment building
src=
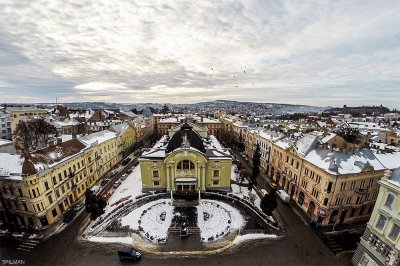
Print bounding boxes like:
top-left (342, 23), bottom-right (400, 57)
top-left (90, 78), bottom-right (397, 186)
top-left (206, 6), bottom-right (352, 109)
top-left (352, 169), bottom-right (400, 266)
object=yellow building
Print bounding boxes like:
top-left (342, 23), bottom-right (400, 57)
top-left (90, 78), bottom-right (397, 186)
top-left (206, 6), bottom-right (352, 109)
top-left (111, 122), bottom-right (137, 156)
top-left (0, 129), bottom-right (123, 229)
top-left (140, 123), bottom-right (232, 194)
top-left (6, 107), bottom-right (48, 118)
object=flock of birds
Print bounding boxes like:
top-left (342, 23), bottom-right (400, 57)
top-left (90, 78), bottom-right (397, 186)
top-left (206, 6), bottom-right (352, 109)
top-left (210, 67), bottom-right (253, 88)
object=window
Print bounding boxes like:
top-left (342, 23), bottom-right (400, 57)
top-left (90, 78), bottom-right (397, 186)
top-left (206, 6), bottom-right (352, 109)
top-left (346, 196), bottom-right (352, 204)
top-left (153, 170), bottom-right (159, 178)
top-left (213, 180), bottom-right (219, 185)
top-left (323, 198), bottom-right (328, 206)
top-left (213, 170), bottom-right (219, 178)
top-left (18, 188), bottom-right (23, 197)
top-left (340, 182), bottom-right (346, 191)
top-left (177, 160), bottom-right (194, 170)
top-left (327, 181), bottom-right (333, 194)
top-left (52, 208), bottom-right (58, 218)
top-left (58, 173), bottom-right (62, 182)
top-left (44, 181), bottom-right (49, 191)
top-left (376, 214), bottom-right (387, 229)
top-left (52, 176), bottom-right (57, 185)
top-left (385, 194), bottom-right (395, 209)
top-left (48, 195), bottom-right (53, 204)
top-left (153, 180), bottom-right (160, 186)
top-left (382, 244), bottom-right (392, 257)
top-left (61, 186), bottom-right (65, 194)
top-left (389, 224), bottom-right (400, 241)
top-left (23, 203), bottom-right (28, 211)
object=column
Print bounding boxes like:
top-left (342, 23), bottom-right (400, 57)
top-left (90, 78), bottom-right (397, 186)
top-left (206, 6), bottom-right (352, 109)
top-left (201, 166), bottom-right (206, 190)
top-left (166, 166), bottom-right (170, 191)
top-left (171, 164), bottom-right (175, 190)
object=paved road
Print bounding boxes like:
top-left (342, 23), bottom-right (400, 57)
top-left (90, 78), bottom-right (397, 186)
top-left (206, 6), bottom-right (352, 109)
top-left (0, 150), bottom-right (342, 266)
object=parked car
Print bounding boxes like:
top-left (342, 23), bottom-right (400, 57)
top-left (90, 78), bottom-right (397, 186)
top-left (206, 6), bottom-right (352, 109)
top-left (121, 173), bottom-right (128, 180)
top-left (133, 160), bottom-right (139, 166)
top-left (269, 182), bottom-right (278, 189)
top-left (100, 178), bottom-right (110, 186)
top-left (73, 199), bottom-right (86, 211)
top-left (126, 169), bottom-right (132, 175)
top-left (121, 158), bottom-right (131, 165)
top-left (276, 189), bottom-right (290, 203)
top-left (110, 170), bottom-right (118, 176)
top-left (101, 192), bottom-right (112, 201)
top-left (113, 181), bottom-right (122, 188)
top-left (260, 189), bottom-right (268, 197)
top-left (63, 209), bottom-right (77, 223)
top-left (90, 185), bottom-right (101, 195)
top-left (118, 247), bottom-right (141, 261)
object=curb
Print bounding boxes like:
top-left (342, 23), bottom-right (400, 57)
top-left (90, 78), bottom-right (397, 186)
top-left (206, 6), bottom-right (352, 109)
top-left (131, 235), bottom-right (239, 256)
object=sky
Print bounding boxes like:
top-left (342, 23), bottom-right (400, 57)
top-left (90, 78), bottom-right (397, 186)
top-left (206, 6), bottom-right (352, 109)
top-left (0, 0), bottom-right (399, 108)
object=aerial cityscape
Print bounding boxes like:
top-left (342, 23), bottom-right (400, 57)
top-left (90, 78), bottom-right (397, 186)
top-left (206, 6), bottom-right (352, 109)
top-left (1, 1), bottom-right (400, 266)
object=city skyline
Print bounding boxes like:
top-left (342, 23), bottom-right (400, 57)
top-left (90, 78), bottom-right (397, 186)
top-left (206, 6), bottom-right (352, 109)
top-left (1, 1), bottom-right (400, 108)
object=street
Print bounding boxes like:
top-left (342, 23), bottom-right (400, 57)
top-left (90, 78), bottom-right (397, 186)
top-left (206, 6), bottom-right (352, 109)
top-left (0, 150), bottom-right (342, 266)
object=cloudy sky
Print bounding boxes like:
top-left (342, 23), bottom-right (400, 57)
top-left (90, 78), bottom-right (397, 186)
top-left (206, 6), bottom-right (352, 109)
top-left (0, 0), bottom-right (399, 108)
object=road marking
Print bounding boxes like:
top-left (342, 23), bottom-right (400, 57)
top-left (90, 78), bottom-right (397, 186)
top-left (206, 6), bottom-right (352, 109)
top-left (26, 239), bottom-right (40, 243)
top-left (22, 241), bottom-right (37, 246)
top-left (16, 247), bottom-right (31, 252)
top-left (19, 245), bottom-right (35, 249)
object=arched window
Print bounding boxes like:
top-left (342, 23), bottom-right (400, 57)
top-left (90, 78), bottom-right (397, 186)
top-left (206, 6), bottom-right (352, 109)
top-left (177, 160), bottom-right (195, 170)
top-left (385, 193), bottom-right (395, 209)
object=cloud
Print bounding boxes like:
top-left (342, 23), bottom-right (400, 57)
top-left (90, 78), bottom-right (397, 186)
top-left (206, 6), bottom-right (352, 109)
top-left (0, 0), bottom-right (399, 108)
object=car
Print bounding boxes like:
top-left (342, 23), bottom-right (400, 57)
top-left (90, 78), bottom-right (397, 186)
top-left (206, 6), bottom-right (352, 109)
top-left (110, 170), bottom-right (118, 176)
top-left (63, 209), bottom-right (77, 223)
top-left (118, 247), bottom-right (141, 261)
top-left (260, 189), bottom-right (268, 197)
top-left (90, 185), bottom-right (101, 195)
top-left (121, 173), bottom-right (128, 180)
top-left (133, 160), bottom-right (139, 166)
top-left (100, 179), bottom-right (110, 186)
top-left (73, 199), bottom-right (86, 211)
top-left (101, 192), bottom-right (112, 201)
top-left (126, 169), bottom-right (132, 175)
top-left (269, 182), bottom-right (278, 189)
top-left (113, 181), bottom-right (122, 188)
top-left (276, 189), bottom-right (290, 203)
top-left (121, 158), bottom-right (132, 165)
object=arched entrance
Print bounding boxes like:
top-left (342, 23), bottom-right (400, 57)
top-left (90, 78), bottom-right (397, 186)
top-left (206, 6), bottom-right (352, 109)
top-left (298, 191), bottom-right (305, 205)
top-left (329, 210), bottom-right (339, 224)
top-left (307, 201), bottom-right (315, 216)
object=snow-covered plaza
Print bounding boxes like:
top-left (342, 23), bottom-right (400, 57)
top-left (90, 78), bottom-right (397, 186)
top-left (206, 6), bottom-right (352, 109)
top-left (82, 164), bottom-right (280, 252)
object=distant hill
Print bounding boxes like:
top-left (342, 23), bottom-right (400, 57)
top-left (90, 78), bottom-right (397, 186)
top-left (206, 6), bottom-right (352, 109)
top-left (324, 105), bottom-right (390, 116)
top-left (2, 100), bottom-right (328, 115)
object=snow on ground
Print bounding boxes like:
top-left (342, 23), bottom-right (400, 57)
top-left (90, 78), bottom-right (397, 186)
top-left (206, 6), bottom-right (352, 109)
top-left (104, 165), bottom-right (143, 215)
top-left (231, 164), bottom-right (240, 181)
top-left (120, 199), bottom-right (173, 243)
top-left (233, 233), bottom-right (277, 244)
top-left (231, 184), bottom-right (261, 210)
top-left (88, 236), bottom-right (133, 245)
top-left (197, 199), bottom-right (245, 242)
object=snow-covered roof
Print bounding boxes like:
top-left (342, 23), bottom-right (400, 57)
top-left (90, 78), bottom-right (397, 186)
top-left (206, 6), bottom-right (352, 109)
top-left (295, 134), bottom-right (319, 156)
top-left (304, 148), bottom-right (386, 175)
top-left (275, 139), bottom-right (292, 150)
top-left (0, 139), bottom-right (13, 146)
top-left (320, 133), bottom-right (336, 144)
top-left (79, 130), bottom-right (117, 145)
top-left (372, 151), bottom-right (400, 170)
top-left (51, 119), bottom-right (80, 128)
top-left (389, 168), bottom-right (400, 183)
top-left (0, 153), bottom-right (24, 180)
top-left (111, 122), bottom-right (130, 134)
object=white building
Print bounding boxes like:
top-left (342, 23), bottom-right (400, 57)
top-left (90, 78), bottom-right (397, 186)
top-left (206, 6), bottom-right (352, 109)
top-left (352, 168), bottom-right (400, 266)
top-left (0, 111), bottom-right (12, 140)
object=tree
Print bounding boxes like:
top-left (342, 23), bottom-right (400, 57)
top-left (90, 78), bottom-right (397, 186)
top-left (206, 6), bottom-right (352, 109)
top-left (260, 189), bottom-right (278, 216)
top-left (14, 120), bottom-right (34, 151)
top-left (161, 104), bottom-right (170, 114)
top-left (85, 190), bottom-right (107, 220)
top-left (250, 143), bottom-right (261, 185)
